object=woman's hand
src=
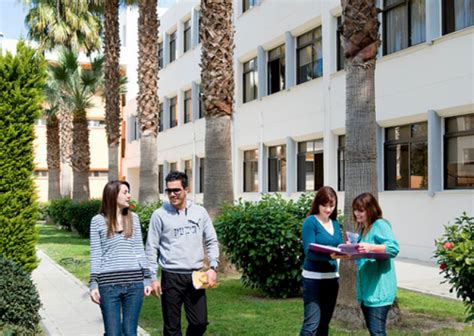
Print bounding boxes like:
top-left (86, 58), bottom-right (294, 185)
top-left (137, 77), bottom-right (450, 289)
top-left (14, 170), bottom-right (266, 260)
top-left (357, 243), bottom-right (386, 253)
top-left (90, 288), bottom-right (101, 305)
top-left (144, 285), bottom-right (152, 296)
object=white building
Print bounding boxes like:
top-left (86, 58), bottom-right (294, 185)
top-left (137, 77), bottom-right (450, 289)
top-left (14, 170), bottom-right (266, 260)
top-left (120, 0), bottom-right (474, 263)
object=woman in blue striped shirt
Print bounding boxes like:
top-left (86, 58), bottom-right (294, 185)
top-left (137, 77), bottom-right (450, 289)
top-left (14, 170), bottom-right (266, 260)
top-left (89, 181), bottom-right (152, 336)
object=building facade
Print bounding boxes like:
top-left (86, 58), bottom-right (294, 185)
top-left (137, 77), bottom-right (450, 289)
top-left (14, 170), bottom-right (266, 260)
top-left (121, 0), bottom-right (474, 262)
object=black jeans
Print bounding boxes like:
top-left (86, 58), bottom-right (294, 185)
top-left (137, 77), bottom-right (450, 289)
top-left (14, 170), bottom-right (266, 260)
top-left (300, 277), bottom-right (339, 336)
top-left (161, 270), bottom-right (208, 336)
top-left (361, 303), bottom-right (391, 336)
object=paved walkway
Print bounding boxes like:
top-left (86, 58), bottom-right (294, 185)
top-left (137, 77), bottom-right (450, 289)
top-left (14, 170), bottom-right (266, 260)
top-left (32, 250), bottom-right (457, 336)
top-left (32, 249), bottom-right (149, 336)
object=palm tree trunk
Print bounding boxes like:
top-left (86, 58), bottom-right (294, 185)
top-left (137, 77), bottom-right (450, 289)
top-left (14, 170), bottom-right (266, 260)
top-left (46, 113), bottom-right (61, 200)
top-left (71, 109), bottom-right (90, 201)
top-left (103, 0), bottom-right (121, 181)
top-left (204, 116), bottom-right (234, 219)
top-left (58, 105), bottom-right (73, 198)
top-left (201, 0), bottom-right (235, 218)
top-left (137, 0), bottom-right (160, 204)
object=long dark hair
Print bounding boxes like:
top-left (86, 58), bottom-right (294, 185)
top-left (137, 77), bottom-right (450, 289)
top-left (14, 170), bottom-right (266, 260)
top-left (100, 180), bottom-right (133, 238)
top-left (352, 192), bottom-right (383, 232)
top-left (309, 186), bottom-right (338, 220)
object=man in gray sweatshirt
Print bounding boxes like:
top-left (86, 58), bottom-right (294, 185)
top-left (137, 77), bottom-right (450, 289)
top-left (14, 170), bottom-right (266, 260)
top-left (146, 170), bottom-right (219, 336)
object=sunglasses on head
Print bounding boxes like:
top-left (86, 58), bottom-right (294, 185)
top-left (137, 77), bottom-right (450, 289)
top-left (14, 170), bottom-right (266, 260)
top-left (165, 188), bottom-right (183, 195)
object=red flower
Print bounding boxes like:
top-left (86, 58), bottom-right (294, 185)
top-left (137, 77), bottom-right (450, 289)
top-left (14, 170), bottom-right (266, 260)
top-left (443, 242), bottom-right (454, 250)
top-left (440, 263), bottom-right (447, 270)
top-left (130, 203), bottom-right (136, 210)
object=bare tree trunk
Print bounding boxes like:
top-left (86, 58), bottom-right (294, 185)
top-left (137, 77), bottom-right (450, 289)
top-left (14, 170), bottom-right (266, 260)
top-left (139, 134), bottom-right (159, 204)
top-left (204, 116), bottom-right (234, 219)
top-left (72, 170), bottom-right (90, 201)
top-left (46, 113), bottom-right (61, 200)
top-left (60, 162), bottom-right (72, 198)
top-left (48, 168), bottom-right (61, 200)
top-left (108, 144), bottom-right (119, 181)
top-left (58, 104), bottom-right (73, 198)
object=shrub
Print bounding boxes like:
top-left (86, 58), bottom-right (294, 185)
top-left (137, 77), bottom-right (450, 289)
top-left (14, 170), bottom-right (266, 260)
top-left (0, 41), bottom-right (46, 272)
top-left (68, 199), bottom-right (102, 238)
top-left (0, 257), bottom-right (41, 334)
top-left (134, 201), bottom-right (162, 242)
top-left (434, 212), bottom-right (474, 322)
top-left (47, 198), bottom-right (73, 230)
top-left (215, 193), bottom-right (311, 298)
top-left (37, 202), bottom-right (49, 221)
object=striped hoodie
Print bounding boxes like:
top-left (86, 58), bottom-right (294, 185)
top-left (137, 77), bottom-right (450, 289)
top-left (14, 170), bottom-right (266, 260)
top-left (89, 213), bottom-right (151, 289)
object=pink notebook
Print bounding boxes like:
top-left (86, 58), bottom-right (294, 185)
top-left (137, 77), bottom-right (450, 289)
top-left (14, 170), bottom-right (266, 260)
top-left (309, 243), bottom-right (391, 260)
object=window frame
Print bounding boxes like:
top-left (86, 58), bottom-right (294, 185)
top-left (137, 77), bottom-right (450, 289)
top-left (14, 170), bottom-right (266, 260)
top-left (382, 0), bottom-right (426, 56)
top-left (158, 42), bottom-right (163, 69)
top-left (243, 0), bottom-right (257, 13)
top-left (243, 58), bottom-right (258, 103)
top-left (267, 45), bottom-right (286, 95)
top-left (297, 140), bottom-right (324, 192)
top-left (243, 149), bottom-right (259, 192)
top-left (169, 31), bottom-right (177, 63)
top-left (184, 90), bottom-right (192, 123)
top-left (444, 114), bottom-right (474, 189)
top-left (442, 0), bottom-right (474, 35)
top-left (384, 122), bottom-right (428, 190)
top-left (158, 103), bottom-right (163, 132)
top-left (336, 16), bottom-right (345, 72)
top-left (296, 26), bottom-right (323, 85)
top-left (338, 135), bottom-right (346, 191)
top-left (169, 96), bottom-right (178, 128)
top-left (268, 145), bottom-right (287, 192)
top-left (184, 159), bottom-right (193, 192)
top-left (183, 19), bottom-right (191, 53)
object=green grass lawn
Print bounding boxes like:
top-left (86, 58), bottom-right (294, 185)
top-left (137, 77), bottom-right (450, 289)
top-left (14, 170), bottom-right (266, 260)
top-left (37, 223), bottom-right (473, 335)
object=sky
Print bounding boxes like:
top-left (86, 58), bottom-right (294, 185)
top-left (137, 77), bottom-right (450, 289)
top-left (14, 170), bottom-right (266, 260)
top-left (0, 0), bottom-right (29, 40)
top-left (0, 0), bottom-right (178, 41)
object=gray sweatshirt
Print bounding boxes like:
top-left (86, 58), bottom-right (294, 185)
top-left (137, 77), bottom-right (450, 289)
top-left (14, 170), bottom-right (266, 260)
top-left (145, 200), bottom-right (219, 281)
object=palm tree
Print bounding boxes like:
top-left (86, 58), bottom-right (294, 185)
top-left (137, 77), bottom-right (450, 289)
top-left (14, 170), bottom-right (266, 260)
top-left (200, 0), bottom-right (235, 219)
top-left (43, 80), bottom-right (61, 200)
top-left (24, 0), bottom-right (101, 55)
top-left (49, 49), bottom-right (103, 201)
top-left (137, 0), bottom-right (160, 204)
top-left (337, 0), bottom-right (397, 323)
top-left (24, 0), bottom-right (102, 198)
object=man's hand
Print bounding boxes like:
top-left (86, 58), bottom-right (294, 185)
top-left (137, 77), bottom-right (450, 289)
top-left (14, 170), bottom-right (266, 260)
top-left (144, 285), bottom-right (152, 297)
top-left (90, 288), bottom-right (101, 304)
top-left (151, 280), bottom-right (162, 299)
top-left (206, 269), bottom-right (218, 288)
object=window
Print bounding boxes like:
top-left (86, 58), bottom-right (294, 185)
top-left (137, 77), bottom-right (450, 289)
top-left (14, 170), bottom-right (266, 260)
top-left (268, 145), bottom-right (286, 192)
top-left (199, 158), bottom-right (205, 193)
top-left (243, 58), bottom-right (258, 103)
top-left (443, 0), bottom-right (474, 35)
top-left (184, 90), bottom-right (192, 123)
top-left (445, 114), bottom-right (474, 189)
top-left (128, 116), bottom-right (140, 142)
top-left (158, 164), bottom-right (164, 193)
top-left (158, 103), bottom-right (163, 132)
top-left (297, 140), bottom-right (324, 192)
top-left (336, 16), bottom-right (345, 71)
top-left (267, 45), bottom-right (285, 95)
top-left (243, 0), bottom-right (257, 13)
top-left (385, 122), bottom-right (428, 190)
top-left (183, 20), bottom-right (191, 53)
top-left (297, 27), bottom-right (323, 84)
top-left (198, 84), bottom-right (204, 119)
top-left (88, 120), bottom-right (106, 128)
top-left (243, 149), bottom-right (259, 192)
top-left (170, 97), bottom-right (178, 128)
top-left (383, 0), bottom-right (426, 56)
top-left (170, 162), bottom-right (177, 172)
top-left (158, 42), bottom-right (163, 69)
top-left (185, 160), bottom-right (193, 192)
top-left (169, 31), bottom-right (177, 63)
top-left (89, 171), bottom-right (108, 178)
top-left (338, 135), bottom-right (346, 191)
top-left (34, 170), bottom-right (48, 177)
top-left (198, 14), bottom-right (202, 43)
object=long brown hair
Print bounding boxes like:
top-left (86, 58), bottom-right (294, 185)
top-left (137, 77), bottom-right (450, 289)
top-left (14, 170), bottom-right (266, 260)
top-left (309, 186), bottom-right (338, 220)
top-left (100, 180), bottom-right (133, 239)
top-left (352, 192), bottom-right (383, 232)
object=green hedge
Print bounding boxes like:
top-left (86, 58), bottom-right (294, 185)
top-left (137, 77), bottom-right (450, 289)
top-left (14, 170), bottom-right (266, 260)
top-left (215, 193), bottom-right (314, 298)
top-left (46, 198), bottom-right (73, 230)
top-left (0, 256), bottom-right (41, 334)
top-left (134, 201), bottom-right (162, 242)
top-left (0, 41), bottom-right (46, 272)
top-left (68, 200), bottom-right (102, 238)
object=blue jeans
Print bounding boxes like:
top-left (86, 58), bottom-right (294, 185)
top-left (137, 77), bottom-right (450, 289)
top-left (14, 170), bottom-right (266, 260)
top-left (99, 282), bottom-right (144, 336)
top-left (300, 277), bottom-right (339, 336)
top-left (361, 303), bottom-right (391, 336)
